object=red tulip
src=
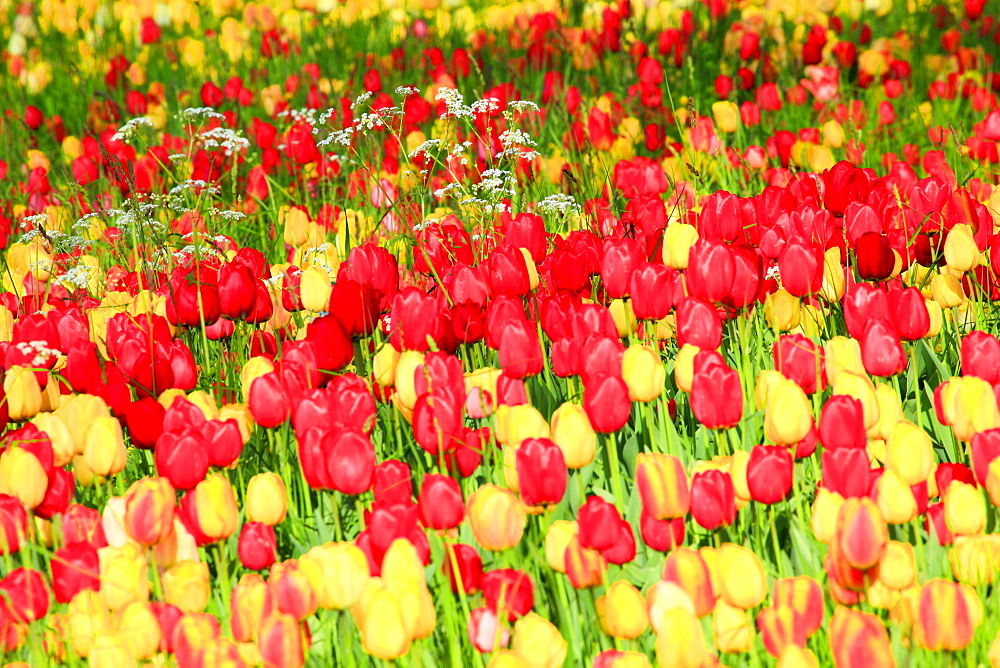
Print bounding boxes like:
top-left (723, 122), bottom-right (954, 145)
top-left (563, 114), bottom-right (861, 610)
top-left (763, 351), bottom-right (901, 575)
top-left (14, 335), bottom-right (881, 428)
top-left (686, 238), bottom-right (736, 303)
top-left (600, 238), bottom-right (644, 299)
top-left (887, 287), bottom-right (930, 340)
top-left (819, 395), bottom-right (866, 450)
top-left (860, 319), bottom-right (907, 377)
top-left (690, 352), bottom-right (743, 429)
top-left (774, 334), bottom-right (825, 394)
top-left (417, 474), bottom-right (464, 530)
top-left (601, 519), bottom-right (637, 565)
top-left (747, 445), bottom-right (794, 504)
top-left (499, 318), bottom-right (543, 379)
top-left (639, 510), bottom-right (685, 551)
top-left (482, 568), bottom-right (533, 621)
top-left (778, 241), bottom-right (824, 297)
top-left (50, 541), bottom-right (99, 603)
top-left (676, 297), bottom-right (722, 349)
top-left (239, 522), bottom-right (278, 570)
top-left (485, 244), bottom-right (531, 297)
top-left (629, 263), bottom-right (680, 320)
top-left (843, 284), bottom-right (890, 340)
top-left (855, 232), bottom-right (895, 281)
top-left (578, 496), bottom-right (623, 551)
top-left (971, 429), bottom-right (1000, 486)
top-left (822, 448), bottom-right (871, 498)
top-left (323, 429), bottom-right (375, 496)
top-left (373, 460), bottom-right (413, 506)
top-left (0, 568), bottom-right (48, 622)
top-left (690, 470), bottom-right (736, 530)
top-left (390, 288), bottom-right (444, 352)
top-left (443, 543), bottom-right (483, 595)
top-left (516, 438), bottom-right (567, 508)
top-left (961, 331), bottom-right (1000, 385)
top-left (155, 427), bottom-right (210, 491)
top-left (583, 373), bottom-right (631, 433)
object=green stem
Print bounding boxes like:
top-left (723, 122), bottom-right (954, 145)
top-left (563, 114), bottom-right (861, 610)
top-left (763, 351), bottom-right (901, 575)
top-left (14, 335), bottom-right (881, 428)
top-left (606, 431), bottom-right (626, 513)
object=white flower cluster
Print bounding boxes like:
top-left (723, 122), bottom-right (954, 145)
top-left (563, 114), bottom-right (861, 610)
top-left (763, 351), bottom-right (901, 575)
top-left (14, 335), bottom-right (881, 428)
top-left (180, 107), bottom-right (225, 121)
top-left (395, 86), bottom-right (420, 96)
top-left (318, 127), bottom-right (354, 147)
top-left (19, 213), bottom-right (48, 230)
top-left (508, 100), bottom-right (540, 113)
top-left (407, 138), bottom-right (442, 159)
top-left (471, 98), bottom-right (500, 115)
top-left (112, 117), bottom-right (154, 143)
top-left (498, 128), bottom-right (540, 161)
top-left (61, 264), bottom-right (95, 290)
top-left (435, 87), bottom-right (473, 119)
top-left (351, 92), bottom-right (374, 109)
top-left (536, 194), bottom-right (581, 216)
top-left (199, 127), bottom-right (250, 156)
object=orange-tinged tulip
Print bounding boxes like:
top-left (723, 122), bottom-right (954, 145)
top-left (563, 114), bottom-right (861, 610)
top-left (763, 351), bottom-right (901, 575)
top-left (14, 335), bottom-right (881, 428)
top-left (163, 560), bottom-right (210, 613)
top-left (828, 606), bottom-right (895, 668)
top-left (3, 365), bottom-right (42, 422)
top-left (874, 469), bottom-right (917, 525)
top-left (714, 599), bottom-right (754, 653)
top-left (877, 540), bottom-right (916, 590)
top-left (716, 543), bottom-right (766, 609)
top-left (0, 447), bottom-right (46, 509)
top-left (597, 580), bottom-right (648, 639)
top-left (674, 343), bottom-right (700, 393)
top-left (654, 607), bottom-right (712, 668)
top-left (246, 473), bottom-right (287, 526)
top-left (152, 518), bottom-right (200, 570)
top-left (123, 477), bottom-right (175, 545)
top-left (661, 547), bottom-right (715, 618)
top-left (885, 421), bottom-right (933, 485)
top-left (772, 577), bottom-right (824, 637)
top-left (662, 222), bottom-right (699, 269)
top-left (622, 345), bottom-right (665, 402)
top-left (231, 573), bottom-right (275, 643)
top-left (353, 579), bottom-right (410, 659)
top-left (257, 612), bottom-right (305, 668)
top-left (116, 601), bottom-right (162, 660)
top-left (811, 487), bottom-right (844, 544)
top-left (757, 605), bottom-right (805, 658)
top-left (544, 520), bottom-right (578, 573)
top-left (240, 357), bottom-right (275, 403)
top-left (512, 613), bottom-right (567, 668)
top-left (549, 402), bottom-right (597, 469)
top-left (593, 649), bottom-right (652, 668)
top-left (836, 497), bottom-right (888, 570)
top-left (201, 637), bottom-right (251, 668)
top-left (565, 535), bottom-right (606, 589)
top-left (300, 542), bottom-right (370, 609)
top-left (98, 544), bottom-right (150, 612)
top-left (764, 378), bottom-right (813, 445)
top-left (944, 481), bottom-right (986, 535)
top-left (636, 453), bottom-right (689, 520)
top-left (467, 484), bottom-right (526, 551)
top-left (84, 416), bottom-right (127, 478)
top-left (916, 579), bottom-right (982, 651)
top-left (268, 559), bottom-right (319, 621)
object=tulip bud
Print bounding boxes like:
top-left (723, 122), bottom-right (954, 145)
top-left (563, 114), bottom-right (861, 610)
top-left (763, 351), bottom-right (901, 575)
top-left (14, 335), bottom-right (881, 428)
top-left (4, 365), bottom-right (43, 422)
top-left (764, 289), bottom-right (801, 332)
top-left (811, 487), bottom-right (844, 544)
top-left (836, 498), bottom-right (888, 570)
top-left (931, 273), bottom-right (965, 308)
top-left (83, 416), bottom-right (127, 478)
top-left (593, 649), bottom-right (652, 668)
top-left (544, 520), bottom-right (578, 573)
top-left (874, 469), bottom-right (918, 524)
top-left (662, 222), bottom-right (699, 269)
top-left (831, 371), bottom-right (880, 433)
top-left (754, 369), bottom-right (785, 411)
top-left (597, 580), bottom-right (647, 639)
top-left (944, 224), bottom-right (979, 272)
top-left (565, 535), bottom-right (606, 589)
top-left (241, 357), bottom-right (275, 402)
top-left (878, 540), bottom-right (916, 590)
top-left (163, 560), bottom-right (210, 613)
top-left (674, 343), bottom-right (700, 393)
top-left (549, 402), bottom-right (596, 469)
top-left (944, 481), bottom-right (986, 535)
top-left (823, 336), bottom-right (865, 386)
top-left (300, 542), bottom-right (370, 610)
top-left (503, 404), bottom-right (550, 446)
top-left (764, 378), bottom-right (813, 445)
top-left (621, 344), bottom-right (665, 402)
top-left (714, 598), bottom-right (754, 653)
top-left (246, 473), bottom-right (288, 526)
top-left (467, 484), bottom-right (526, 551)
top-left (661, 547), bottom-right (715, 617)
top-left (747, 445), bottom-right (794, 504)
top-left (636, 453), bottom-right (689, 520)
top-left (871, 383), bottom-right (903, 441)
top-left (512, 613), bottom-right (567, 668)
top-left (820, 247), bottom-right (846, 303)
top-left (717, 543), bottom-right (767, 609)
top-left (353, 579), bottom-right (410, 659)
top-left (88, 633), bottom-right (135, 668)
top-left (238, 522), bottom-right (277, 571)
top-left (882, 423), bottom-right (931, 489)
top-left (0, 447), bottom-right (46, 509)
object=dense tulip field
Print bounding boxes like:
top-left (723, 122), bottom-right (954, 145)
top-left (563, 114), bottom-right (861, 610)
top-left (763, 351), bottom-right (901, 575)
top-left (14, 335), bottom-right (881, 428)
top-left (1, 0), bottom-right (1000, 665)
